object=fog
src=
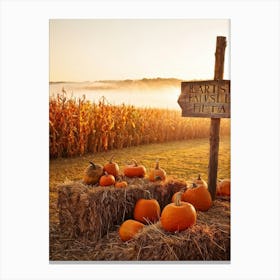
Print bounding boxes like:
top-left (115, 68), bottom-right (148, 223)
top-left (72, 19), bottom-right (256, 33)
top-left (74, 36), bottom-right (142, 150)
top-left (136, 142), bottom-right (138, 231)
top-left (49, 79), bottom-right (182, 110)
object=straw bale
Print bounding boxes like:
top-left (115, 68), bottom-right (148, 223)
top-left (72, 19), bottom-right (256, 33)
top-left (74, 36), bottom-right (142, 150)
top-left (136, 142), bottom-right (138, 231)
top-left (50, 199), bottom-right (230, 261)
top-left (57, 177), bottom-right (186, 241)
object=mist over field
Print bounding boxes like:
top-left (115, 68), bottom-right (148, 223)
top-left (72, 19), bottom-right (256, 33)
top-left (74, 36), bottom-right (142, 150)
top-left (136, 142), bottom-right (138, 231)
top-left (49, 78), bottom-right (183, 109)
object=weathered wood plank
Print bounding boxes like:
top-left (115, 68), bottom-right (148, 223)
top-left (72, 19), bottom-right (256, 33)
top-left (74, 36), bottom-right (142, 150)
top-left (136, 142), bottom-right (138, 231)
top-left (208, 36), bottom-right (227, 200)
top-left (178, 80), bottom-right (230, 118)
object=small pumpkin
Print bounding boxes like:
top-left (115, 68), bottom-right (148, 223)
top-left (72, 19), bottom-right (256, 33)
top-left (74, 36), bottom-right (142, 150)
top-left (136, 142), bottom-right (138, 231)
top-left (103, 155), bottom-right (120, 177)
top-left (83, 161), bottom-right (103, 185)
top-left (193, 174), bottom-right (208, 188)
top-left (182, 183), bottom-right (212, 211)
top-left (119, 219), bottom-right (145, 242)
top-left (134, 192), bottom-right (161, 224)
top-left (123, 159), bottom-right (146, 178)
top-left (99, 172), bottom-right (116, 187)
top-left (149, 159), bottom-right (167, 182)
top-left (115, 180), bottom-right (128, 188)
top-left (161, 192), bottom-right (197, 232)
top-left (217, 179), bottom-right (230, 196)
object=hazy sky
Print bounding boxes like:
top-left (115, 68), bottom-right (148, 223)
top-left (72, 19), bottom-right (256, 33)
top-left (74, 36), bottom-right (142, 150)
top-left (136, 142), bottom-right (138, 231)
top-left (49, 19), bottom-right (230, 82)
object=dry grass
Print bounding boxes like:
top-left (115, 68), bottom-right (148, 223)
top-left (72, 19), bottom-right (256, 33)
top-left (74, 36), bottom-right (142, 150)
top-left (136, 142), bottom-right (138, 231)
top-left (57, 178), bottom-right (186, 242)
top-left (49, 132), bottom-right (230, 261)
top-left (50, 198), bottom-right (230, 261)
top-left (50, 137), bottom-right (230, 225)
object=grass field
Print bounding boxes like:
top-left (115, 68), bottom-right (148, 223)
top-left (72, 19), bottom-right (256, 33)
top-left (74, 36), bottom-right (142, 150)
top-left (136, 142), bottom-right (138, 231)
top-left (49, 136), bottom-right (230, 224)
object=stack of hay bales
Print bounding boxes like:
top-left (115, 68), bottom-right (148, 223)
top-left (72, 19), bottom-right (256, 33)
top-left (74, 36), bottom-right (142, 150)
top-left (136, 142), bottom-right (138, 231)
top-left (57, 177), bottom-right (186, 241)
top-left (51, 198), bottom-right (230, 261)
top-left (55, 177), bottom-right (230, 261)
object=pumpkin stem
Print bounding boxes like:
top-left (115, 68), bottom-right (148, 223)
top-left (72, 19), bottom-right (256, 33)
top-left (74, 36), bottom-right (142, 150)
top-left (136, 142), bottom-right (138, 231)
top-left (104, 171), bottom-right (109, 176)
top-left (109, 155), bottom-right (115, 163)
top-left (144, 190), bottom-right (152, 199)
top-left (155, 159), bottom-right (160, 170)
top-left (131, 159), bottom-right (138, 166)
top-left (192, 183), bottom-right (198, 188)
top-left (89, 161), bottom-right (96, 169)
top-left (197, 174), bottom-right (201, 180)
top-left (174, 191), bottom-right (183, 206)
top-left (154, 175), bottom-right (162, 181)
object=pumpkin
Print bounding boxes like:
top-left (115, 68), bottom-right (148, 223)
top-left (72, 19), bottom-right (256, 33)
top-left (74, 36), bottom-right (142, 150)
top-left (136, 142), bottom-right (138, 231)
top-left (119, 219), bottom-right (145, 242)
top-left (217, 179), bottom-right (230, 196)
top-left (161, 192), bottom-right (196, 232)
top-left (123, 159), bottom-right (146, 178)
top-left (83, 161), bottom-right (103, 185)
top-left (103, 155), bottom-right (119, 177)
top-left (193, 174), bottom-right (208, 188)
top-left (134, 195), bottom-right (161, 224)
top-left (115, 180), bottom-right (128, 188)
top-left (149, 159), bottom-right (167, 182)
top-left (99, 172), bottom-right (115, 187)
top-left (182, 183), bottom-right (212, 211)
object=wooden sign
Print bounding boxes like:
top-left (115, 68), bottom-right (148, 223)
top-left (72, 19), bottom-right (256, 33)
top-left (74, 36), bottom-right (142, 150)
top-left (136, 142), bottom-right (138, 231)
top-left (178, 36), bottom-right (230, 200)
top-left (178, 80), bottom-right (230, 118)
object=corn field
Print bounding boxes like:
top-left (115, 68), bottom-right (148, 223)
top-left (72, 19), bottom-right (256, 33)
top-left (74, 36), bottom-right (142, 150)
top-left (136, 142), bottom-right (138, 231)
top-left (49, 94), bottom-right (230, 158)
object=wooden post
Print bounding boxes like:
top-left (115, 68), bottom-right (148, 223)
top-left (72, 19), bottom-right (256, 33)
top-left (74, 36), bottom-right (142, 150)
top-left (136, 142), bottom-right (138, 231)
top-left (178, 36), bottom-right (230, 200)
top-left (208, 36), bottom-right (227, 200)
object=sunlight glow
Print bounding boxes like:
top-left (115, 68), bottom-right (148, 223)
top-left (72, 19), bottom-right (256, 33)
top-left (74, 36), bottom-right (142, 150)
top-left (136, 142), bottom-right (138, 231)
top-left (49, 19), bottom-right (230, 82)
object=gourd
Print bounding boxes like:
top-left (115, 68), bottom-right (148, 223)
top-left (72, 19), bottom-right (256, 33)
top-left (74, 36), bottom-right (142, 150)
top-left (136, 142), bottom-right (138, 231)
top-left (123, 159), bottom-right (146, 178)
top-left (115, 180), bottom-right (128, 188)
top-left (99, 172), bottom-right (116, 186)
top-left (119, 219), bottom-right (145, 242)
top-left (193, 174), bottom-right (208, 188)
top-left (83, 161), bottom-right (103, 185)
top-left (161, 192), bottom-right (196, 232)
top-left (182, 182), bottom-right (212, 211)
top-left (103, 155), bottom-right (120, 177)
top-left (133, 192), bottom-right (161, 224)
top-left (217, 179), bottom-right (230, 196)
top-left (149, 159), bottom-right (167, 182)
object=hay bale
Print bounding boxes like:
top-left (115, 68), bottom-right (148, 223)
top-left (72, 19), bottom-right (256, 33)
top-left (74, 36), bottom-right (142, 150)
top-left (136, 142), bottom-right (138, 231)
top-left (57, 177), bottom-right (186, 241)
top-left (125, 200), bottom-right (230, 261)
top-left (50, 199), bottom-right (230, 261)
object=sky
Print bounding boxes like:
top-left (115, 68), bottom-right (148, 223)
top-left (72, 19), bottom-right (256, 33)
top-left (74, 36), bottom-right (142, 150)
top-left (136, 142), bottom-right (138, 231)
top-left (49, 19), bottom-right (230, 82)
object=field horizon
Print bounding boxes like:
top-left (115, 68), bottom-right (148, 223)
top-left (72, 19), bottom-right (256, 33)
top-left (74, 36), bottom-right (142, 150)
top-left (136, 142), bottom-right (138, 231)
top-left (49, 77), bottom-right (182, 84)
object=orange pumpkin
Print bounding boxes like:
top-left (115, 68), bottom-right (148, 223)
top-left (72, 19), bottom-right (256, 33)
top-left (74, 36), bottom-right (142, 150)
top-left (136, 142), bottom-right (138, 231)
top-left (193, 174), bottom-right (208, 188)
top-left (103, 155), bottom-right (119, 177)
top-left (161, 192), bottom-right (196, 232)
top-left (115, 180), bottom-right (128, 188)
top-left (119, 219), bottom-right (145, 241)
top-left (182, 183), bottom-right (212, 211)
top-left (83, 161), bottom-right (103, 185)
top-left (149, 159), bottom-right (167, 182)
top-left (134, 198), bottom-right (161, 224)
top-left (123, 159), bottom-right (146, 178)
top-left (217, 179), bottom-right (230, 196)
top-left (99, 172), bottom-right (115, 186)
